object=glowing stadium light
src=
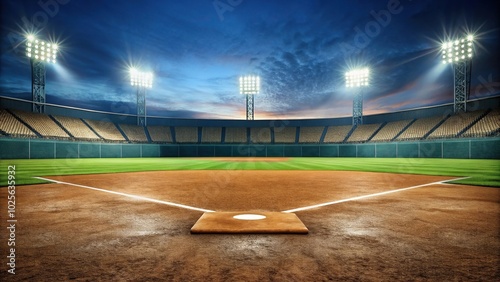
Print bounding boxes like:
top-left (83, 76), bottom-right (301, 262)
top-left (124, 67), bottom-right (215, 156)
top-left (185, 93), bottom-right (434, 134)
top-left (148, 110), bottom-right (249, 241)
top-left (239, 75), bottom-right (260, 95)
top-left (345, 68), bottom-right (369, 88)
top-left (130, 68), bottom-right (153, 88)
top-left (25, 35), bottom-right (58, 64)
top-left (441, 34), bottom-right (474, 64)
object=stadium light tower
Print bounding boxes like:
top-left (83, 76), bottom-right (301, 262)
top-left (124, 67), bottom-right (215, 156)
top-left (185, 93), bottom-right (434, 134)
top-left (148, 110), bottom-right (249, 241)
top-left (441, 34), bottom-right (474, 113)
top-left (130, 68), bottom-right (153, 126)
top-left (25, 35), bottom-right (58, 113)
top-left (239, 75), bottom-right (260, 120)
top-left (345, 68), bottom-right (369, 126)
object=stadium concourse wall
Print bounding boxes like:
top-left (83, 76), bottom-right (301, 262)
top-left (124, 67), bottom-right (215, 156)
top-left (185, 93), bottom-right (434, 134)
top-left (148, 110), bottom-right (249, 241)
top-left (0, 138), bottom-right (499, 159)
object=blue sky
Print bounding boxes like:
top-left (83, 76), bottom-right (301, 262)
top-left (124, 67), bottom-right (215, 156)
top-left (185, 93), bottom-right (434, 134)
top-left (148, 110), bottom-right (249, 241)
top-left (1, 0), bottom-right (499, 119)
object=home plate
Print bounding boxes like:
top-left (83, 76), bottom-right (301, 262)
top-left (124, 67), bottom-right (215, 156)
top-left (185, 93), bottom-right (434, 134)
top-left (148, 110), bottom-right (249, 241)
top-left (190, 212), bottom-right (308, 234)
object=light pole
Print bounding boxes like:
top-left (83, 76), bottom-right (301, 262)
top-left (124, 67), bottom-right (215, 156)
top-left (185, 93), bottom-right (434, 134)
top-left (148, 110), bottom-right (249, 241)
top-left (130, 68), bottom-right (153, 126)
top-left (441, 34), bottom-right (474, 113)
top-left (239, 75), bottom-right (260, 120)
top-left (25, 35), bottom-right (58, 113)
top-left (345, 68), bottom-right (369, 126)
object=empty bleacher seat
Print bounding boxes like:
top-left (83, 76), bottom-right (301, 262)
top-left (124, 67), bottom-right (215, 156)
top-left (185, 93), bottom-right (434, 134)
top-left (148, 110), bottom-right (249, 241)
top-left (250, 127), bottom-right (271, 143)
top-left (175, 127), bottom-right (198, 143)
top-left (84, 119), bottom-right (125, 141)
top-left (13, 110), bottom-right (69, 138)
top-left (147, 126), bottom-right (173, 143)
top-left (201, 127), bottom-right (222, 143)
top-left (120, 124), bottom-right (148, 142)
top-left (225, 127), bottom-right (247, 143)
top-left (428, 110), bottom-right (489, 139)
top-left (396, 116), bottom-right (444, 141)
top-left (371, 120), bottom-right (412, 142)
top-left (323, 125), bottom-right (352, 143)
top-left (462, 109), bottom-right (500, 138)
top-left (347, 123), bottom-right (381, 143)
top-left (299, 126), bottom-right (324, 143)
top-left (53, 115), bottom-right (100, 140)
top-left (0, 109), bottom-right (36, 137)
top-left (274, 127), bottom-right (296, 143)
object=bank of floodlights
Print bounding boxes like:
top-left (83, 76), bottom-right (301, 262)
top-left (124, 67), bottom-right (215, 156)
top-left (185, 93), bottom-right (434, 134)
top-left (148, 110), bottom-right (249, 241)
top-left (441, 35), bottom-right (473, 64)
top-left (25, 34), bottom-right (59, 113)
top-left (345, 68), bottom-right (370, 126)
top-left (26, 35), bottom-right (58, 63)
top-left (239, 75), bottom-right (260, 120)
top-left (345, 68), bottom-right (369, 88)
top-left (130, 68), bottom-right (153, 88)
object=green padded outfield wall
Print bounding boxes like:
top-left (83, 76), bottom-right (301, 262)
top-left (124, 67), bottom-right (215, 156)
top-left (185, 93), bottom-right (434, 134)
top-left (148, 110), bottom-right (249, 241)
top-left (0, 138), bottom-right (499, 159)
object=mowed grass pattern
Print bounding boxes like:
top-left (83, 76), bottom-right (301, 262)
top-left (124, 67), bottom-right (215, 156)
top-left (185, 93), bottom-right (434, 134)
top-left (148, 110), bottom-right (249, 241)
top-left (0, 158), bottom-right (499, 187)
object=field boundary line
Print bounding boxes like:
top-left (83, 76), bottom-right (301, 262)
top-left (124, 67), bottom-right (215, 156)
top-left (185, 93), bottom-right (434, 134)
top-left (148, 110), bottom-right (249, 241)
top-left (282, 177), bottom-right (470, 213)
top-left (33, 177), bottom-right (215, 213)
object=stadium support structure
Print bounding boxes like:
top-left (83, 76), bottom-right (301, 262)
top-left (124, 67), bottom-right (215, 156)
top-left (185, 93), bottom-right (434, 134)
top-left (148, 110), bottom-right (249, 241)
top-left (353, 90), bottom-right (363, 126)
top-left (442, 35), bottom-right (474, 113)
top-left (130, 68), bottom-right (153, 126)
top-left (346, 68), bottom-right (369, 126)
top-left (137, 87), bottom-right (146, 126)
top-left (246, 94), bottom-right (255, 120)
top-left (240, 75), bottom-right (260, 120)
top-left (452, 60), bottom-right (471, 113)
top-left (25, 35), bottom-right (58, 113)
top-left (31, 60), bottom-right (46, 113)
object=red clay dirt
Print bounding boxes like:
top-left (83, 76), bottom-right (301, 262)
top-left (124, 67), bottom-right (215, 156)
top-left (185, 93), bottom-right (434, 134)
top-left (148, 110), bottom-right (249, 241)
top-left (1, 170), bottom-right (499, 281)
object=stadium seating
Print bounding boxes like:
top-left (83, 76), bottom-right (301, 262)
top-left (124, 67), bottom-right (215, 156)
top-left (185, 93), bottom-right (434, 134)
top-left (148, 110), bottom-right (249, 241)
top-left (323, 125), bottom-right (352, 143)
top-left (225, 127), bottom-right (247, 143)
top-left (174, 127), bottom-right (198, 143)
top-left (0, 109), bottom-right (36, 137)
top-left (461, 109), bottom-right (500, 138)
top-left (299, 126), bottom-right (324, 143)
top-left (13, 110), bottom-right (69, 138)
top-left (427, 110), bottom-right (488, 139)
top-left (250, 127), bottom-right (271, 143)
top-left (371, 119), bottom-right (413, 142)
top-left (396, 116), bottom-right (445, 141)
top-left (84, 119), bottom-right (126, 141)
top-left (274, 127), bottom-right (296, 143)
top-left (347, 123), bottom-right (382, 143)
top-left (201, 127), bottom-right (222, 143)
top-left (53, 115), bottom-right (100, 140)
top-left (147, 126), bottom-right (173, 143)
top-left (119, 124), bottom-right (148, 142)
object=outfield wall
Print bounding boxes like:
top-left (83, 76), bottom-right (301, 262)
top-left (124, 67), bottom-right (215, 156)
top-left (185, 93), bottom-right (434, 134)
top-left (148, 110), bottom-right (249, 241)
top-left (1, 138), bottom-right (498, 159)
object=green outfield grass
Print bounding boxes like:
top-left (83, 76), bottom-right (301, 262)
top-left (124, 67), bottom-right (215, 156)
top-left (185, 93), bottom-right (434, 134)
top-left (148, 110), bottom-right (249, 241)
top-left (1, 158), bottom-right (499, 187)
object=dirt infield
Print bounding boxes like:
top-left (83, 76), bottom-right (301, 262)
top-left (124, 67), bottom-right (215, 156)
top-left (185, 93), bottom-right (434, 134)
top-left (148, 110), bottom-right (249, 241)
top-left (1, 170), bottom-right (499, 281)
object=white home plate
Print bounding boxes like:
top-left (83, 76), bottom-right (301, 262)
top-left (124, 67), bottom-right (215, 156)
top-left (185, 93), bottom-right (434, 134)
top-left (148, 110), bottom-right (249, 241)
top-left (191, 212), bottom-right (308, 234)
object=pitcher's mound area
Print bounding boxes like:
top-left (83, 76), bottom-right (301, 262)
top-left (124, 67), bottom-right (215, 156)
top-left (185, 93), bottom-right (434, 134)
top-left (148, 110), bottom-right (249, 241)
top-left (191, 212), bottom-right (308, 234)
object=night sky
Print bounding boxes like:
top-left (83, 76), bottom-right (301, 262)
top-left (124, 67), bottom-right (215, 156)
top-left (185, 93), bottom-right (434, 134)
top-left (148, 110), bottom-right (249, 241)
top-left (1, 0), bottom-right (499, 120)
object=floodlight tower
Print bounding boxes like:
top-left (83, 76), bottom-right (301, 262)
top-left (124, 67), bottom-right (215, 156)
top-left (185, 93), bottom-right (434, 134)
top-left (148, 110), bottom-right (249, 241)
top-left (239, 75), bottom-right (260, 120)
top-left (345, 68), bottom-right (369, 126)
top-left (130, 68), bottom-right (153, 126)
top-left (441, 35), bottom-right (474, 113)
top-left (25, 35), bottom-right (58, 113)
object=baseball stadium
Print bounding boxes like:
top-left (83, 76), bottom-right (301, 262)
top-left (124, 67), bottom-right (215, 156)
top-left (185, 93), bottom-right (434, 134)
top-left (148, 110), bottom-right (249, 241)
top-left (1, 1), bottom-right (500, 281)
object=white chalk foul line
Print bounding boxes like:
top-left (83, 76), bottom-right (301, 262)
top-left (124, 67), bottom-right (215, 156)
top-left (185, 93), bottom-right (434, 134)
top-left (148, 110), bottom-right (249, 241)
top-left (33, 177), bottom-right (215, 213)
top-left (282, 177), bottom-right (470, 213)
